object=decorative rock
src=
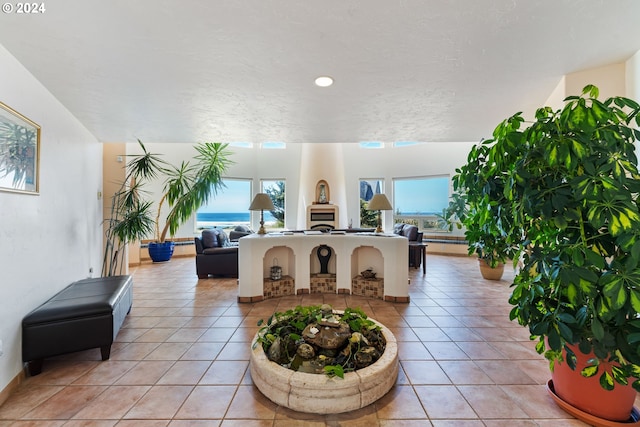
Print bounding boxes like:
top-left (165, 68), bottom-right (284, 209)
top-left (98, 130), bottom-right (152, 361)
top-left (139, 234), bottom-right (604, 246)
top-left (302, 322), bottom-right (352, 349)
top-left (297, 343), bottom-right (315, 359)
top-left (267, 337), bottom-right (283, 362)
top-left (354, 346), bottom-right (380, 368)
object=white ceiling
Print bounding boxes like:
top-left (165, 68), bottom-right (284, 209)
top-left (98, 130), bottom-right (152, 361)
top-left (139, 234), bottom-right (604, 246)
top-left (1, 0), bottom-right (640, 144)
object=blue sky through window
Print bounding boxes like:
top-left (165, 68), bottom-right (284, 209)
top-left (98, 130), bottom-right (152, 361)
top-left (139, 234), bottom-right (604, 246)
top-left (198, 179), bottom-right (251, 213)
top-left (393, 176), bottom-right (449, 215)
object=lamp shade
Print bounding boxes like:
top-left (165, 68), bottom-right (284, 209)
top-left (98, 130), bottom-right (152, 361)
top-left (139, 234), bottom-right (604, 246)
top-left (367, 194), bottom-right (392, 211)
top-left (249, 193), bottom-right (275, 211)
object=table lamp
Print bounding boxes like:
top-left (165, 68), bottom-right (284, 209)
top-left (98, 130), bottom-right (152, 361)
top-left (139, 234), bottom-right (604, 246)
top-left (367, 193), bottom-right (392, 233)
top-left (249, 193), bottom-right (275, 234)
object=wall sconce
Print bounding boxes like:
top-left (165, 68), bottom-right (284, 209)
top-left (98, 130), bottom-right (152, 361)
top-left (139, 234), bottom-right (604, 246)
top-left (366, 193), bottom-right (392, 233)
top-left (249, 193), bottom-right (275, 234)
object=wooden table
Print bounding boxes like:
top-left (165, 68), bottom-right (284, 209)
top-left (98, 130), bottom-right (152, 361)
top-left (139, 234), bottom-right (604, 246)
top-left (409, 242), bottom-right (428, 274)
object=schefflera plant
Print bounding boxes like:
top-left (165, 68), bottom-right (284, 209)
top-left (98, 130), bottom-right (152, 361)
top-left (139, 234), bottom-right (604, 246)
top-left (459, 84), bottom-right (640, 390)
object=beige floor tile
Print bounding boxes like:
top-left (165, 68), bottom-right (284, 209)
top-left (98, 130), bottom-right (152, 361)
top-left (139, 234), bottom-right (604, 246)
top-left (24, 385), bottom-right (107, 419)
top-left (458, 385), bottom-right (529, 418)
top-left (0, 256), bottom-right (588, 425)
top-left (199, 361), bottom-right (248, 385)
top-left (72, 385), bottom-right (150, 419)
top-left (414, 385), bottom-right (477, 419)
top-left (174, 386), bottom-right (235, 419)
top-left (124, 385), bottom-right (192, 419)
top-left (375, 385), bottom-right (427, 419)
top-left (157, 361), bottom-right (211, 385)
top-left (224, 385), bottom-right (277, 419)
top-left (401, 361), bottom-right (451, 385)
top-left (114, 361), bottom-right (174, 386)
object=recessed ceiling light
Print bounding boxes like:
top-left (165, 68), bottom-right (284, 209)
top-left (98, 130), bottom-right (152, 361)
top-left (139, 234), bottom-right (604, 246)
top-left (314, 76), bottom-right (334, 87)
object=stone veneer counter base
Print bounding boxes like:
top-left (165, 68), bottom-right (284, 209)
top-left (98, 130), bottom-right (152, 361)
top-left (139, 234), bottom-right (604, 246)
top-left (249, 320), bottom-right (398, 414)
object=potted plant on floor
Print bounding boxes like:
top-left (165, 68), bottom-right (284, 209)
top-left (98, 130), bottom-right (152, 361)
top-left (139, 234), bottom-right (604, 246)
top-left (447, 163), bottom-right (514, 280)
top-left (103, 140), bottom-right (232, 275)
top-left (454, 85), bottom-right (640, 423)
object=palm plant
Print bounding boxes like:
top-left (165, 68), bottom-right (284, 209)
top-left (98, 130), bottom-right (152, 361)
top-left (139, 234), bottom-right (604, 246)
top-left (103, 140), bottom-right (233, 276)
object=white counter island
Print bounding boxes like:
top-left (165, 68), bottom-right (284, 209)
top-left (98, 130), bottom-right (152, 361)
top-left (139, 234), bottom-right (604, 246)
top-left (237, 232), bottom-right (409, 303)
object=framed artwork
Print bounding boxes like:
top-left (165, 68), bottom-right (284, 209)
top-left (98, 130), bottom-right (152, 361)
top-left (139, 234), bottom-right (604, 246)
top-left (0, 102), bottom-right (40, 194)
top-left (315, 179), bottom-right (330, 204)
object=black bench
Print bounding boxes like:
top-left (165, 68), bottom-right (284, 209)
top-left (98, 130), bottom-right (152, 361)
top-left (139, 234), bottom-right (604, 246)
top-left (22, 275), bottom-right (133, 376)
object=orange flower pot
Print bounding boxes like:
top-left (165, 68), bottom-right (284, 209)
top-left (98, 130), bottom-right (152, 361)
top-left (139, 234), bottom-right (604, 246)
top-left (551, 344), bottom-right (637, 422)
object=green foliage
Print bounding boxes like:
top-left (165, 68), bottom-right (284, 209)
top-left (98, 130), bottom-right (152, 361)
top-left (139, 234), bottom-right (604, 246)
top-left (324, 364), bottom-right (345, 379)
top-left (454, 85), bottom-right (640, 391)
top-left (255, 304), bottom-right (383, 377)
top-left (103, 140), bottom-right (233, 276)
top-left (360, 199), bottom-right (378, 228)
top-left (264, 181), bottom-right (285, 226)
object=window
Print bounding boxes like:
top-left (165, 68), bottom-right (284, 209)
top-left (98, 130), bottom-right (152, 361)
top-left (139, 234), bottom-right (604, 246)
top-left (262, 180), bottom-right (285, 229)
top-left (261, 141), bottom-right (286, 149)
top-left (393, 141), bottom-right (420, 147)
top-left (359, 141), bottom-right (384, 149)
top-left (359, 178), bottom-right (383, 228)
top-left (195, 179), bottom-right (252, 230)
top-left (393, 176), bottom-right (450, 230)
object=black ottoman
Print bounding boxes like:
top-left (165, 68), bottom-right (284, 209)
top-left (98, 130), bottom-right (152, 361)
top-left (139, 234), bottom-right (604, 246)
top-left (22, 275), bottom-right (133, 375)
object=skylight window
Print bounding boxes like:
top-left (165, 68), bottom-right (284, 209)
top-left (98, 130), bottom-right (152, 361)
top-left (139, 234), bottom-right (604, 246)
top-left (262, 142), bottom-right (286, 149)
top-left (359, 141), bottom-right (384, 149)
top-left (394, 141), bottom-right (420, 147)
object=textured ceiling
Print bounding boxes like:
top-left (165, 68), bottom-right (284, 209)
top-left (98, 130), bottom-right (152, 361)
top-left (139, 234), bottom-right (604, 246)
top-left (1, 0), bottom-right (640, 144)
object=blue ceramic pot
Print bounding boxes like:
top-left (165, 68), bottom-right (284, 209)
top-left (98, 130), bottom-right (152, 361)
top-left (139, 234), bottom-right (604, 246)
top-left (148, 241), bottom-right (175, 263)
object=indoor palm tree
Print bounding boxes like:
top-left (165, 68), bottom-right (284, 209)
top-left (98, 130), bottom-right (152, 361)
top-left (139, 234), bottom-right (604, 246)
top-left (103, 140), bottom-right (233, 276)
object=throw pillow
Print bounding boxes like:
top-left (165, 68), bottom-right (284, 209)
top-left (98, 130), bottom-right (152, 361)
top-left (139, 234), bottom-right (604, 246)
top-left (201, 229), bottom-right (219, 248)
top-left (217, 230), bottom-right (231, 247)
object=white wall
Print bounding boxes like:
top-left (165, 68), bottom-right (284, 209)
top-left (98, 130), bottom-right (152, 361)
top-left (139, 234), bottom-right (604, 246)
top-left (0, 44), bottom-right (103, 393)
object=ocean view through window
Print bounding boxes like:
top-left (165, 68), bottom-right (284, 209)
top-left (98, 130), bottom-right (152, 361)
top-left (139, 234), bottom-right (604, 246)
top-left (393, 176), bottom-right (450, 230)
top-left (195, 179), bottom-right (277, 231)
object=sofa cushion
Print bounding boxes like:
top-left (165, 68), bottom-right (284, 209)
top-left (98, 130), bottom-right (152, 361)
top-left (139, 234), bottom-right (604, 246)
top-left (203, 246), bottom-right (238, 255)
top-left (401, 225), bottom-right (419, 241)
top-left (234, 225), bottom-right (253, 233)
top-left (393, 223), bottom-right (405, 235)
top-left (201, 229), bottom-right (219, 248)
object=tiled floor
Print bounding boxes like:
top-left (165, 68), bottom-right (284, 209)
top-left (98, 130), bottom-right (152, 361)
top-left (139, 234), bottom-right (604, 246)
top-left (0, 255), bottom-right (623, 426)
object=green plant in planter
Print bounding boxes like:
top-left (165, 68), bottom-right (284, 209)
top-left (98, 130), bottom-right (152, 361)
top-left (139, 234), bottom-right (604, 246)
top-left (455, 84), bottom-right (640, 391)
top-left (255, 304), bottom-right (385, 378)
top-left (102, 140), bottom-right (233, 276)
top-left (450, 157), bottom-right (516, 268)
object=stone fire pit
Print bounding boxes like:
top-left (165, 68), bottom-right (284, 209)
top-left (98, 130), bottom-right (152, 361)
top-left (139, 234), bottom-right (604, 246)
top-left (250, 306), bottom-right (398, 414)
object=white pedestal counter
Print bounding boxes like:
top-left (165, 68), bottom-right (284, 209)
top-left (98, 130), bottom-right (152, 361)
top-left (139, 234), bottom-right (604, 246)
top-left (238, 232), bottom-right (409, 303)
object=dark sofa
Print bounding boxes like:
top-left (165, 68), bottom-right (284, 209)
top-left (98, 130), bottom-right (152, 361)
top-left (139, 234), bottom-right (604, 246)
top-left (194, 228), bottom-right (239, 278)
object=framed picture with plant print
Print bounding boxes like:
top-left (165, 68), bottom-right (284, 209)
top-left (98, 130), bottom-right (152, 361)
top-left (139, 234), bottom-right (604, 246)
top-left (0, 102), bottom-right (40, 194)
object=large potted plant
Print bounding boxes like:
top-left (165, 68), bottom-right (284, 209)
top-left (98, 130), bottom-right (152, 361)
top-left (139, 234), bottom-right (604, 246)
top-left (103, 140), bottom-right (232, 275)
top-left (445, 177), bottom-right (514, 280)
top-left (454, 85), bottom-right (640, 423)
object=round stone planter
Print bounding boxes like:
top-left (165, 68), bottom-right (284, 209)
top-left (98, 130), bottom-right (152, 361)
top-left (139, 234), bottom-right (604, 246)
top-left (250, 319), bottom-right (398, 414)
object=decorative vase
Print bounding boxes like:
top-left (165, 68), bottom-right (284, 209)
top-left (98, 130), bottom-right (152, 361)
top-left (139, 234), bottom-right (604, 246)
top-left (148, 241), bottom-right (175, 263)
top-left (478, 258), bottom-right (504, 280)
top-left (550, 343), bottom-right (637, 423)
